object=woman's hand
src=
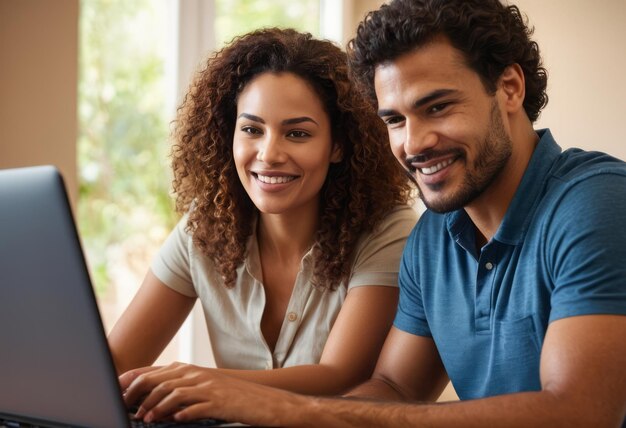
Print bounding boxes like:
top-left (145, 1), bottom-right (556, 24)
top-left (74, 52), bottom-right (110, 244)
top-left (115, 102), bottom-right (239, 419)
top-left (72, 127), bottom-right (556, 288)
top-left (120, 362), bottom-right (304, 425)
top-left (121, 362), bottom-right (213, 419)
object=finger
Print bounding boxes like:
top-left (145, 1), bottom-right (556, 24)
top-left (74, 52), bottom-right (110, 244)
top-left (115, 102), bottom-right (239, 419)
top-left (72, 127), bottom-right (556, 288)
top-left (135, 377), bottom-right (201, 419)
top-left (144, 385), bottom-right (203, 423)
top-left (173, 381), bottom-right (298, 427)
top-left (124, 364), bottom-right (183, 406)
top-left (173, 402), bottom-right (220, 423)
top-left (173, 400), bottom-right (279, 427)
top-left (119, 366), bottom-right (160, 392)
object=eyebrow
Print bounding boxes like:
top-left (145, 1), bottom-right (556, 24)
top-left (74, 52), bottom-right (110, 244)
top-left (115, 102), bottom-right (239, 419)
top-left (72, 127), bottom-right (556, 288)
top-left (282, 116), bottom-right (318, 126)
top-left (237, 113), bottom-right (264, 123)
top-left (237, 113), bottom-right (318, 126)
top-left (377, 88), bottom-right (459, 117)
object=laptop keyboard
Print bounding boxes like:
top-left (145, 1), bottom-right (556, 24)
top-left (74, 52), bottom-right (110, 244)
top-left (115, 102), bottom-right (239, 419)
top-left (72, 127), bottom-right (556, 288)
top-left (126, 403), bottom-right (227, 427)
top-left (1, 417), bottom-right (226, 428)
top-left (129, 418), bottom-right (226, 427)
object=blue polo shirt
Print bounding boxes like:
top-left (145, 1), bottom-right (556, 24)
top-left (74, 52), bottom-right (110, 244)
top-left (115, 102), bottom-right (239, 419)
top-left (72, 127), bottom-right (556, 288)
top-left (395, 129), bottom-right (626, 400)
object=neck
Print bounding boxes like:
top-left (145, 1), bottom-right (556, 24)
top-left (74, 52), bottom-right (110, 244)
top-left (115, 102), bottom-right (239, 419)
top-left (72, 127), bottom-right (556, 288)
top-left (257, 204), bottom-right (319, 263)
top-left (465, 121), bottom-right (539, 244)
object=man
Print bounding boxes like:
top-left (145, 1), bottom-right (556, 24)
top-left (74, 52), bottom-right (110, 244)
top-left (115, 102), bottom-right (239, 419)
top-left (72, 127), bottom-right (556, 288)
top-left (122, 0), bottom-right (626, 426)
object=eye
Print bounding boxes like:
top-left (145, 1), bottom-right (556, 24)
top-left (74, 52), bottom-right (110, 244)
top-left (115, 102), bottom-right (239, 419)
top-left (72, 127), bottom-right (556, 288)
top-left (428, 102), bottom-right (451, 115)
top-left (286, 130), bottom-right (311, 138)
top-left (241, 126), bottom-right (262, 135)
top-left (383, 115), bottom-right (405, 127)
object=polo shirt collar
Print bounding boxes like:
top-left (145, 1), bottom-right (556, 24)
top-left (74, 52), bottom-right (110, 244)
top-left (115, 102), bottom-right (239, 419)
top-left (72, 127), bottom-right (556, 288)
top-left (446, 129), bottom-right (562, 248)
top-left (495, 129), bottom-right (561, 244)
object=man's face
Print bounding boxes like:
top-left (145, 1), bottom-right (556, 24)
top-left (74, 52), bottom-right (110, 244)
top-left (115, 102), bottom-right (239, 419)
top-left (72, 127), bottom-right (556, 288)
top-left (374, 37), bottom-right (513, 213)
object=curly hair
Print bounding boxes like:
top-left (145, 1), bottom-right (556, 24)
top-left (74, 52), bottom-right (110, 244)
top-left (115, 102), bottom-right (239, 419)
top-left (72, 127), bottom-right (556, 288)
top-left (348, 0), bottom-right (548, 122)
top-left (171, 28), bottom-right (412, 290)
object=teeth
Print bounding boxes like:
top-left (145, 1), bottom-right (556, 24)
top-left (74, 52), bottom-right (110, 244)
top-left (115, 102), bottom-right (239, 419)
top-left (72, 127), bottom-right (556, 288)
top-left (256, 174), bottom-right (296, 184)
top-left (420, 158), bottom-right (454, 175)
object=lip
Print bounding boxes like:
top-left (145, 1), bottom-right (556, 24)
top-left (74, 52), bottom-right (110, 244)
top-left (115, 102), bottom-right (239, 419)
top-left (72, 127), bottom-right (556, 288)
top-left (251, 171), bottom-right (300, 192)
top-left (410, 155), bottom-right (458, 186)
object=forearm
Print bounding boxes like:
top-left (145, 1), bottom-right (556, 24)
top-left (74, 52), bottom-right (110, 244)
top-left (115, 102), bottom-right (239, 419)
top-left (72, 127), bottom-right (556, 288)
top-left (287, 390), bottom-right (616, 428)
top-left (109, 334), bottom-right (163, 375)
top-left (344, 377), bottom-right (409, 401)
top-left (216, 363), bottom-right (366, 396)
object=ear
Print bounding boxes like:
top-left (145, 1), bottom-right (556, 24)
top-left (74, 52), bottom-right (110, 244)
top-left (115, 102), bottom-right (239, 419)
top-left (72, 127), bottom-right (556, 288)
top-left (497, 63), bottom-right (525, 114)
top-left (330, 142), bottom-right (343, 163)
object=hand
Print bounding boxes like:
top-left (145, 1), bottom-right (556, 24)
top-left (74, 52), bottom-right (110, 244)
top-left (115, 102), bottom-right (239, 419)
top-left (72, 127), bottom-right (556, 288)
top-left (120, 362), bottom-right (307, 425)
top-left (119, 365), bottom-right (161, 392)
top-left (121, 362), bottom-right (213, 419)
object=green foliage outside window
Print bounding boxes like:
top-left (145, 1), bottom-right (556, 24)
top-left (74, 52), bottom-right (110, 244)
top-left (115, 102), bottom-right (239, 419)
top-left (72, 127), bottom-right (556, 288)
top-left (215, 0), bottom-right (319, 48)
top-left (78, 0), bottom-right (175, 296)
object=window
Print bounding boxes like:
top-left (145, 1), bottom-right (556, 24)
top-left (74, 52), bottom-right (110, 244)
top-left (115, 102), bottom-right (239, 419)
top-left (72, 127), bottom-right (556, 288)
top-left (78, 0), bottom-right (175, 337)
top-left (215, 0), bottom-right (320, 47)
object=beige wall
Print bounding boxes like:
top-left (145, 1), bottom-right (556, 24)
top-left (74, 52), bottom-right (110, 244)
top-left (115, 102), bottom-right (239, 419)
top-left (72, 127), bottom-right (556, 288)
top-left (0, 0), bottom-right (79, 208)
top-left (342, 0), bottom-right (386, 46)
top-left (517, 0), bottom-right (626, 160)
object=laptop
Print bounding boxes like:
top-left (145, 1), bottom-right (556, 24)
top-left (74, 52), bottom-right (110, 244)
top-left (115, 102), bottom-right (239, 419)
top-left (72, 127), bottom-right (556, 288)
top-left (0, 166), bottom-right (238, 428)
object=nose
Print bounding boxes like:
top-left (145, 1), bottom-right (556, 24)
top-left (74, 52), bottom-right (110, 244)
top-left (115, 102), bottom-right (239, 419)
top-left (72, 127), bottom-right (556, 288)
top-left (405, 119), bottom-right (438, 156)
top-left (256, 133), bottom-right (287, 164)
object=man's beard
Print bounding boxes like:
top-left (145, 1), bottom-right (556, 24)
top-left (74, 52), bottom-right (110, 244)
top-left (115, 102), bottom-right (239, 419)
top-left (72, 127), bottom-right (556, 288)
top-left (417, 101), bottom-right (513, 214)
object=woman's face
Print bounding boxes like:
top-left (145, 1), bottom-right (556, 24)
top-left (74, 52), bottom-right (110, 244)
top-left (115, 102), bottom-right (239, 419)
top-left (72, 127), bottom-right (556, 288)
top-left (233, 72), bottom-right (340, 216)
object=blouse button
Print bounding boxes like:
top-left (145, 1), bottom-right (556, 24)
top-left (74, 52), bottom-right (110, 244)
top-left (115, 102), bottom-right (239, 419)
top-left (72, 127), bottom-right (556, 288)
top-left (287, 312), bottom-right (298, 322)
top-left (485, 262), bottom-right (494, 270)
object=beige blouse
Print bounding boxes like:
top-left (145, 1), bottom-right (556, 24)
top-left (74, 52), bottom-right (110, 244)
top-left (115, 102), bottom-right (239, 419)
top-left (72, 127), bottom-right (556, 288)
top-left (151, 205), bottom-right (417, 370)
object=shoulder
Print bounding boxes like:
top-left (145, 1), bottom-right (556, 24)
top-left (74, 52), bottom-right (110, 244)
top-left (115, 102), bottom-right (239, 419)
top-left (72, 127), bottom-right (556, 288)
top-left (535, 151), bottom-right (626, 288)
top-left (356, 204), bottom-right (419, 246)
top-left (347, 205), bottom-right (419, 284)
top-left (376, 204), bottom-right (420, 231)
top-left (548, 148), bottom-right (626, 187)
top-left (542, 150), bottom-right (626, 221)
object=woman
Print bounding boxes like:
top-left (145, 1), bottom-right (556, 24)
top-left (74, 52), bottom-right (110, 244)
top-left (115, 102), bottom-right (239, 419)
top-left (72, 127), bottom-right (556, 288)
top-left (108, 28), bottom-right (416, 416)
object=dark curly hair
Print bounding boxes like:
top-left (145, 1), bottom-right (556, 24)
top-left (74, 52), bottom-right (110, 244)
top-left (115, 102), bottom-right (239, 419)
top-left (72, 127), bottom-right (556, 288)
top-left (348, 0), bottom-right (548, 122)
top-left (171, 28), bottom-right (412, 290)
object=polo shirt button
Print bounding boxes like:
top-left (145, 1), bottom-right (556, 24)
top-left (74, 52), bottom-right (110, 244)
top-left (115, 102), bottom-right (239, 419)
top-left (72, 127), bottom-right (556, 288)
top-left (287, 312), bottom-right (298, 322)
top-left (485, 262), bottom-right (494, 270)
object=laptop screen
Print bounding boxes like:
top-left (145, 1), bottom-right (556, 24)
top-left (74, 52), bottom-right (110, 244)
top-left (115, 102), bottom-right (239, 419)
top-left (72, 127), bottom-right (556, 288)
top-left (0, 166), bottom-right (130, 427)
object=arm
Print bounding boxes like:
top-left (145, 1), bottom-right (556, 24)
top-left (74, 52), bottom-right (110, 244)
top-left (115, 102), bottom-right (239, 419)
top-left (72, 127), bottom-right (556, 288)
top-left (300, 314), bottom-right (626, 427)
top-left (215, 284), bottom-right (399, 394)
top-left (121, 284), bottom-right (399, 413)
top-left (345, 326), bottom-right (449, 402)
top-left (126, 320), bottom-right (446, 423)
top-left (141, 314), bottom-right (626, 427)
top-left (108, 269), bottom-right (196, 374)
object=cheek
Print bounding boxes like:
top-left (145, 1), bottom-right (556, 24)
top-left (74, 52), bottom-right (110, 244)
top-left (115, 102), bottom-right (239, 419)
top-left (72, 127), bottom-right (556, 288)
top-left (305, 155), bottom-right (331, 179)
top-left (388, 136), bottom-right (405, 165)
top-left (299, 149), bottom-right (333, 185)
top-left (232, 139), bottom-right (250, 172)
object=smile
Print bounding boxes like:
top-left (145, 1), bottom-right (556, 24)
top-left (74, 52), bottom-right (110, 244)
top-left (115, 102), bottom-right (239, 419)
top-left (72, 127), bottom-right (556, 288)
top-left (254, 173), bottom-right (297, 184)
top-left (420, 158), bottom-right (455, 175)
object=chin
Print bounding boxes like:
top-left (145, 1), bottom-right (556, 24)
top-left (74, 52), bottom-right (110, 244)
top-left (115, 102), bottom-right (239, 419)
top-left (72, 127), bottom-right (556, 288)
top-left (254, 203), bottom-right (292, 215)
top-left (420, 191), bottom-right (466, 214)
